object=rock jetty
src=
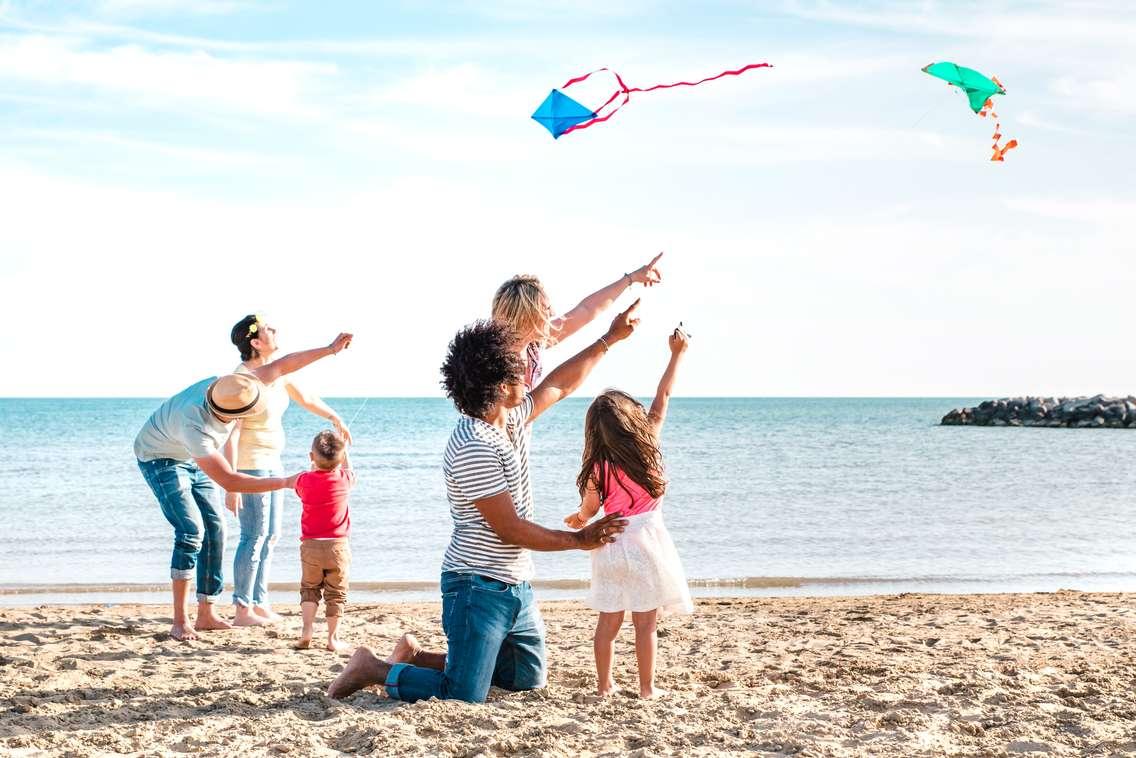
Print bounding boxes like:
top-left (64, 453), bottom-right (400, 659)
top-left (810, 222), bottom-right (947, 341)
top-left (941, 395), bottom-right (1136, 428)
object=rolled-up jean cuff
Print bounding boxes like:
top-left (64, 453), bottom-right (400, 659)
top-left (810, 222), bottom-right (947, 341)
top-left (196, 592), bottom-right (221, 604)
top-left (171, 568), bottom-right (193, 581)
top-left (300, 589), bottom-right (322, 605)
top-left (385, 662), bottom-right (409, 700)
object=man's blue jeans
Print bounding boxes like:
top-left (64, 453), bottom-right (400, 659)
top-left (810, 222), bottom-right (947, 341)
top-left (232, 468), bottom-right (283, 608)
top-left (386, 572), bottom-right (547, 703)
top-left (138, 458), bottom-right (226, 603)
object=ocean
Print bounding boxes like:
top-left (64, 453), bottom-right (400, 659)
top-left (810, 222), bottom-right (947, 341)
top-left (2, 397), bottom-right (1134, 606)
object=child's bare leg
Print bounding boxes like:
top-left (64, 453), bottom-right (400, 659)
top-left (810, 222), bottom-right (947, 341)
top-left (170, 579), bottom-right (197, 641)
top-left (326, 614), bottom-right (350, 653)
top-left (594, 611), bottom-right (625, 697)
top-left (294, 601), bottom-right (317, 649)
top-left (631, 610), bottom-right (664, 699)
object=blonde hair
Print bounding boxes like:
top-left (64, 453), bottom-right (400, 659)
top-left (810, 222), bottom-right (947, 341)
top-left (492, 275), bottom-right (555, 347)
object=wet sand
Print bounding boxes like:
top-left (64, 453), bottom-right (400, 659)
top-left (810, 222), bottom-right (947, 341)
top-left (2, 592), bottom-right (1134, 756)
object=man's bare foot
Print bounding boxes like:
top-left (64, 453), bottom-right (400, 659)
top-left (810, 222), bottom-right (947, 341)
top-left (640, 687), bottom-right (668, 700)
top-left (385, 633), bottom-right (421, 664)
top-left (293, 638), bottom-right (312, 650)
top-left (170, 623), bottom-right (198, 642)
top-left (233, 607), bottom-right (270, 627)
top-left (327, 646), bottom-right (390, 699)
top-left (327, 639), bottom-right (351, 654)
top-left (194, 607), bottom-right (233, 631)
top-left (252, 606), bottom-right (283, 623)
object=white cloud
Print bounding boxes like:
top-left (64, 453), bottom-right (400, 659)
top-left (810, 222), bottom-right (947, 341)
top-left (0, 34), bottom-right (336, 117)
top-left (1050, 68), bottom-right (1136, 115)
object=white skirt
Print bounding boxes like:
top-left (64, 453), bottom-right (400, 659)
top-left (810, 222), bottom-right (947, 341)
top-left (586, 509), bottom-right (693, 617)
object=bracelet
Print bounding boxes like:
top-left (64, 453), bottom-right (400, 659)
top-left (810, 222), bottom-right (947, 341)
top-left (597, 335), bottom-right (610, 352)
top-left (623, 272), bottom-right (632, 287)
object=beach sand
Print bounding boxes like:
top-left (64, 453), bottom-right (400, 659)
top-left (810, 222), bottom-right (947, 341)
top-left (2, 592), bottom-right (1134, 757)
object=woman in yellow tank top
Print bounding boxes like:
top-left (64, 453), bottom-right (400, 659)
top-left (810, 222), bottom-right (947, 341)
top-left (224, 314), bottom-right (353, 626)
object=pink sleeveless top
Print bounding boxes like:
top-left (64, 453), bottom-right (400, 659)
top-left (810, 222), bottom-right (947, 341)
top-left (599, 464), bottom-right (662, 517)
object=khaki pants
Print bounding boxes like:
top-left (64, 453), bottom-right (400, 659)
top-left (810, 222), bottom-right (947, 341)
top-left (299, 539), bottom-right (350, 617)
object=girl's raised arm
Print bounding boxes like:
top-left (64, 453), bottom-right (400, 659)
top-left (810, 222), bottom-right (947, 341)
top-left (647, 327), bottom-right (689, 435)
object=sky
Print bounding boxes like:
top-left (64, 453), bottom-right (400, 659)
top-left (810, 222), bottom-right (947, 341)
top-left (0, 0), bottom-right (1133, 398)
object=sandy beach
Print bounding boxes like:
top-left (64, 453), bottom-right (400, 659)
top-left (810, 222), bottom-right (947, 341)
top-left (2, 592), bottom-right (1134, 756)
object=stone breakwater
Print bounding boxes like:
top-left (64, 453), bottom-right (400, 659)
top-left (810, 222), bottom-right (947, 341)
top-left (942, 395), bottom-right (1136, 428)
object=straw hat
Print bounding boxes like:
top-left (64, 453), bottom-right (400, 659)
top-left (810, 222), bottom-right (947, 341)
top-left (206, 373), bottom-right (265, 420)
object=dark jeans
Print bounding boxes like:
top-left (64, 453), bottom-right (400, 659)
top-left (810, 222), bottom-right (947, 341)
top-left (385, 571), bottom-right (547, 703)
top-left (138, 458), bottom-right (226, 603)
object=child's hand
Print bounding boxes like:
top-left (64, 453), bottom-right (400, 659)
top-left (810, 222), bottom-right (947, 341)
top-left (669, 326), bottom-right (690, 355)
top-left (564, 512), bottom-right (587, 529)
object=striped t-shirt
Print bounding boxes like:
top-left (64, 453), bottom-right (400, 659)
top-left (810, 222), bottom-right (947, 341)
top-left (441, 394), bottom-right (535, 584)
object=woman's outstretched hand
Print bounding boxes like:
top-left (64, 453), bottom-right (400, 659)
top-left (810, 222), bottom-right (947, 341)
top-left (630, 252), bottom-right (664, 287)
top-left (331, 415), bottom-right (353, 445)
top-left (574, 512), bottom-right (628, 550)
top-left (328, 333), bottom-right (353, 355)
top-left (225, 492), bottom-right (240, 515)
top-left (604, 299), bottom-right (641, 345)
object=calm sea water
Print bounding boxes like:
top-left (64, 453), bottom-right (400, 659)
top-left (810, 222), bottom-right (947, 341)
top-left (1, 397), bottom-right (1134, 605)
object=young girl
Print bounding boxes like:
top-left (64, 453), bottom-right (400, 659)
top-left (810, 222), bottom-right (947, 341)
top-left (565, 327), bottom-right (693, 699)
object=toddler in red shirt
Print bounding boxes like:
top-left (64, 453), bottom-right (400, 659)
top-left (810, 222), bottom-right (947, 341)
top-left (294, 430), bottom-right (354, 652)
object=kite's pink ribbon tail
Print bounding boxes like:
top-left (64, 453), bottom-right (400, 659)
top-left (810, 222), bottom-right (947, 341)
top-left (559, 62), bottom-right (772, 137)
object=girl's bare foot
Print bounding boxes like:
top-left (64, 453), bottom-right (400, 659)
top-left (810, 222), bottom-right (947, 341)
top-left (385, 633), bottom-right (421, 664)
top-left (327, 647), bottom-right (390, 699)
top-left (252, 606), bottom-right (283, 623)
top-left (640, 687), bottom-right (668, 700)
top-left (293, 638), bottom-right (312, 650)
top-left (170, 623), bottom-right (198, 641)
top-left (327, 639), bottom-right (351, 654)
top-left (597, 678), bottom-right (620, 697)
top-left (233, 606), bottom-right (270, 627)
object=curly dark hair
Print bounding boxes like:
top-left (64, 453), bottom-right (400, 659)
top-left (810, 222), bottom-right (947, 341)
top-left (441, 320), bottom-right (525, 418)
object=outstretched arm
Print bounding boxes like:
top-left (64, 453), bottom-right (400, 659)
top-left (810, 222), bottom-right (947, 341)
top-left (195, 451), bottom-right (292, 493)
top-left (648, 327), bottom-right (690, 435)
top-left (529, 299), bottom-right (641, 423)
top-left (476, 491), bottom-right (625, 551)
top-left (251, 333), bottom-right (353, 386)
top-left (286, 381), bottom-right (352, 444)
top-left (553, 253), bottom-right (664, 342)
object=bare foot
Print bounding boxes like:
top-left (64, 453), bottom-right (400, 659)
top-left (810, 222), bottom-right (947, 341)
top-left (385, 633), bottom-right (421, 664)
top-left (232, 607), bottom-right (270, 627)
top-left (597, 678), bottom-right (620, 697)
top-left (640, 687), bottom-right (668, 700)
top-left (293, 638), bottom-right (312, 650)
top-left (252, 606), bottom-right (283, 623)
top-left (327, 639), bottom-right (351, 654)
top-left (327, 646), bottom-right (390, 699)
top-left (170, 623), bottom-right (198, 642)
top-left (194, 616), bottom-right (233, 631)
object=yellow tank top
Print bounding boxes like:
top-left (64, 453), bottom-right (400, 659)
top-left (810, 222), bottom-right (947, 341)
top-left (234, 364), bottom-right (291, 471)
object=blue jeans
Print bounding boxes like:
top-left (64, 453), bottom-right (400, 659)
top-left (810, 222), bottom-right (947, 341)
top-left (386, 572), bottom-right (547, 703)
top-left (138, 458), bottom-right (226, 603)
top-left (232, 468), bottom-right (283, 608)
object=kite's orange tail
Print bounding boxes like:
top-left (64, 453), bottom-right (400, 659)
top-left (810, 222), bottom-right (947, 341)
top-left (979, 95), bottom-right (1018, 162)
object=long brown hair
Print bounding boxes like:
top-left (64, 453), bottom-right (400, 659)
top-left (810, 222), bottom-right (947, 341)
top-left (577, 390), bottom-right (666, 501)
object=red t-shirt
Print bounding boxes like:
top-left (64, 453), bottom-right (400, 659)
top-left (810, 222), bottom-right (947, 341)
top-left (295, 467), bottom-right (354, 540)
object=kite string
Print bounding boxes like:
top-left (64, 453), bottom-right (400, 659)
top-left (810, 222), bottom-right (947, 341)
top-left (346, 396), bottom-right (370, 428)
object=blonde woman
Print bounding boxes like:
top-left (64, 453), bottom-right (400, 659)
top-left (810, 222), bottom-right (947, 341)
top-left (492, 253), bottom-right (664, 389)
top-left (224, 314), bottom-right (354, 627)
